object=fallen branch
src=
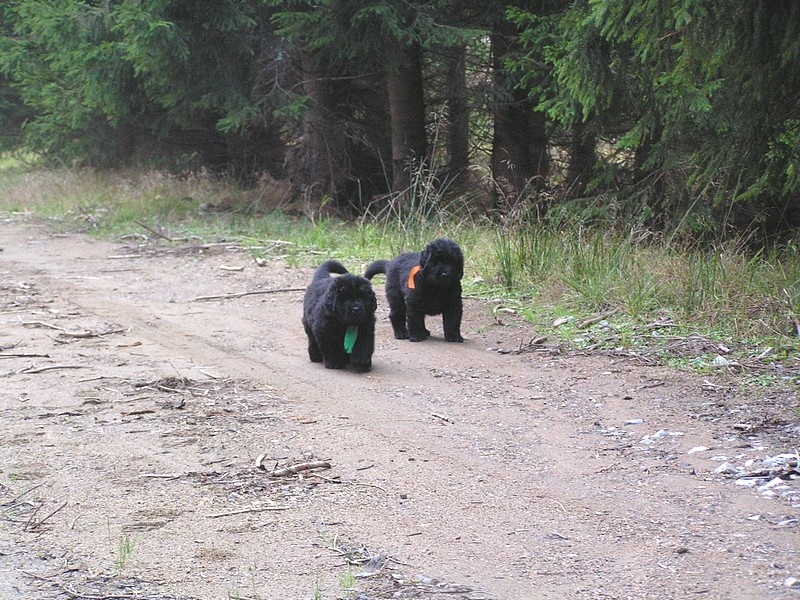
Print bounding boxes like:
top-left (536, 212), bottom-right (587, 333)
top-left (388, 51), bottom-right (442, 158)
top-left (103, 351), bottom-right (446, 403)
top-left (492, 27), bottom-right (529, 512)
top-left (248, 240), bottom-right (294, 247)
top-left (578, 309), bottom-right (619, 329)
top-left (254, 453), bottom-right (271, 471)
top-left (643, 318), bottom-right (679, 330)
top-left (262, 460), bottom-right (332, 477)
top-left (77, 375), bottom-right (127, 383)
top-left (640, 380), bottom-right (666, 389)
top-left (309, 472), bottom-right (389, 494)
top-left (134, 219), bottom-right (173, 242)
top-left (23, 502), bottom-right (43, 531)
top-left (121, 409), bottom-right (156, 416)
top-left (26, 500), bottom-right (67, 531)
top-left (19, 319), bottom-right (122, 339)
top-left (207, 505), bottom-right (291, 518)
top-left (173, 241), bottom-right (243, 252)
top-left (1, 482), bottom-right (46, 507)
top-left (20, 571), bottom-right (138, 600)
top-left (20, 319), bottom-right (67, 331)
top-left (18, 364), bottom-right (88, 374)
top-left (0, 352), bottom-right (51, 359)
top-left (139, 473), bottom-right (183, 479)
top-left (431, 412), bottom-right (454, 424)
top-left (57, 328), bottom-right (125, 339)
top-left (522, 335), bottom-right (548, 349)
top-left (193, 287), bottom-right (305, 302)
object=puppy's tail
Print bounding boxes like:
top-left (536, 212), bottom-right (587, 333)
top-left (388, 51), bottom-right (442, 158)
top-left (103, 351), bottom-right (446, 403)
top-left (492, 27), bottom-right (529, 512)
top-left (364, 260), bottom-right (389, 280)
top-left (314, 259), bottom-right (349, 281)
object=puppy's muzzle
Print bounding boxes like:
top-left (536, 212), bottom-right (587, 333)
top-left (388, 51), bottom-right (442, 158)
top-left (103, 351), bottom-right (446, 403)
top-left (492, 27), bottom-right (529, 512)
top-left (346, 302), bottom-right (370, 323)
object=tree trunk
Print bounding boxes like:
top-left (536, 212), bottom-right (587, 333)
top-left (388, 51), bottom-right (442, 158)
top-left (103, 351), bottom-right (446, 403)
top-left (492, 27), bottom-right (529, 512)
top-left (444, 44), bottom-right (470, 179)
top-left (490, 27), bottom-right (549, 210)
top-left (387, 41), bottom-right (428, 196)
top-left (284, 52), bottom-right (349, 209)
top-left (566, 121), bottom-right (596, 197)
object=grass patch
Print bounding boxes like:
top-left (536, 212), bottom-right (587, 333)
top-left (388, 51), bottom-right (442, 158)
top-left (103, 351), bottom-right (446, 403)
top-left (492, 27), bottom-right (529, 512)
top-left (1, 164), bottom-right (798, 375)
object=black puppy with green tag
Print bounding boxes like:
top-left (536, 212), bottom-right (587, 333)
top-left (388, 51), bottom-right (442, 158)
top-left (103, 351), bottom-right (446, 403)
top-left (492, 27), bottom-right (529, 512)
top-left (302, 260), bottom-right (377, 372)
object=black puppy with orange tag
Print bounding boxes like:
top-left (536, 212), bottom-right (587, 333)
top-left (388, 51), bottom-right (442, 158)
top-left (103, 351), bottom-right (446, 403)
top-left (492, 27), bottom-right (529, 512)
top-left (365, 239), bottom-right (464, 343)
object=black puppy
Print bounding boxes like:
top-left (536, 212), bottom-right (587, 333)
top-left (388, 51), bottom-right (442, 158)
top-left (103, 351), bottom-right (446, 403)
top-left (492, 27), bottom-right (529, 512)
top-left (365, 238), bottom-right (464, 342)
top-left (302, 259), bottom-right (377, 372)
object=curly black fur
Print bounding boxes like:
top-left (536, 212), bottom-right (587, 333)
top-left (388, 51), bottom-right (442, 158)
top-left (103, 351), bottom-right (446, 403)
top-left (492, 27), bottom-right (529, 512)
top-left (302, 259), bottom-right (377, 372)
top-left (365, 238), bottom-right (464, 342)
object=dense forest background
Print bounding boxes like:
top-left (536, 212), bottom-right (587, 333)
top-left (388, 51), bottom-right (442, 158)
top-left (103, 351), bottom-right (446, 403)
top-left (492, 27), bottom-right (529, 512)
top-left (1, 1), bottom-right (798, 242)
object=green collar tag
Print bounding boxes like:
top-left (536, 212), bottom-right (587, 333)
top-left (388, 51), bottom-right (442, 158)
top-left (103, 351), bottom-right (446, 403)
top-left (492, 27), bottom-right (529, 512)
top-left (344, 325), bottom-right (358, 354)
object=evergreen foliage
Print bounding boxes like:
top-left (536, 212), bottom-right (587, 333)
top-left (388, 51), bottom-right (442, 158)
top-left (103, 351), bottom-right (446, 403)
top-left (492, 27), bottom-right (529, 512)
top-left (511, 0), bottom-right (800, 239)
top-left (0, 0), bottom-right (798, 239)
top-left (0, 0), bottom-right (285, 174)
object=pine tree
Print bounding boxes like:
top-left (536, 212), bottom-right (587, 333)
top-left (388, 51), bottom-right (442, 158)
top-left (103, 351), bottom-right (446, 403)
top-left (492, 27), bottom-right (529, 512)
top-left (513, 0), bottom-right (800, 238)
top-left (0, 0), bottom-right (285, 175)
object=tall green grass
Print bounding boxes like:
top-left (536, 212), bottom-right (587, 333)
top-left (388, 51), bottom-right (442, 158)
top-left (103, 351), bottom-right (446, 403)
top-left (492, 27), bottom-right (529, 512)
top-left (1, 162), bottom-right (798, 355)
top-left (490, 226), bottom-right (800, 341)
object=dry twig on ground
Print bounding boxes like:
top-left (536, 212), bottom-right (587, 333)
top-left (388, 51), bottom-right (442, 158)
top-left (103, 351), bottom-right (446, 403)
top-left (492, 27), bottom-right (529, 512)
top-left (192, 287), bottom-right (305, 302)
top-left (257, 458), bottom-right (332, 477)
top-left (206, 505), bottom-right (290, 519)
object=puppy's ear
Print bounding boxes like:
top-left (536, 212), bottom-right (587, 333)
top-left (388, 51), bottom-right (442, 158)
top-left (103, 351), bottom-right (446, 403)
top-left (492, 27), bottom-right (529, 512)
top-left (454, 246), bottom-right (464, 278)
top-left (324, 286), bottom-right (338, 315)
top-left (367, 288), bottom-right (377, 313)
top-left (420, 248), bottom-right (430, 268)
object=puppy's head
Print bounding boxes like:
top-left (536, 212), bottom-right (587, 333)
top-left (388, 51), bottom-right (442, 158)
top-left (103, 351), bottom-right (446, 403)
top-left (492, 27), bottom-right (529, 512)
top-left (324, 274), bottom-right (377, 324)
top-left (419, 239), bottom-right (464, 288)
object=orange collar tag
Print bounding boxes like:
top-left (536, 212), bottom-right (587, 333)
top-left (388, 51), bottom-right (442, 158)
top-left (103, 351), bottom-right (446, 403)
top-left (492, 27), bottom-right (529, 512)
top-left (408, 265), bottom-right (421, 289)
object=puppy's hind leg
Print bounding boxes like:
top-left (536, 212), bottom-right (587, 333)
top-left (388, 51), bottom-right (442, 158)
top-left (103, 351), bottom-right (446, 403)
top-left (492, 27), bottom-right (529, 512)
top-left (388, 299), bottom-right (409, 339)
top-left (304, 324), bottom-right (323, 362)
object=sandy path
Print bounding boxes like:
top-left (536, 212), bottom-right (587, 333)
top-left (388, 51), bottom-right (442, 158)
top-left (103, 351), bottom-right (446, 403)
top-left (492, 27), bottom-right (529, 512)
top-left (1, 219), bottom-right (798, 599)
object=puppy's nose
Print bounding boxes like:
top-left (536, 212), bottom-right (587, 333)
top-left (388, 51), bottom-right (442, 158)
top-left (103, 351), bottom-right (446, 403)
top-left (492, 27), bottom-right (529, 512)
top-left (352, 304), bottom-right (363, 313)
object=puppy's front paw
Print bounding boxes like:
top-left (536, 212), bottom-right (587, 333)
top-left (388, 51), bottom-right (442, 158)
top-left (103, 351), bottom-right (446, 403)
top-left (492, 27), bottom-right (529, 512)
top-left (323, 359), bottom-right (348, 369)
top-left (350, 360), bottom-right (372, 372)
top-left (445, 333), bottom-right (464, 342)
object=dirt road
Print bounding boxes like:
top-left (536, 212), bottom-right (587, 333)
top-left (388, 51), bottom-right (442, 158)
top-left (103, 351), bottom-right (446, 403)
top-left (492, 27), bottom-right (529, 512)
top-left (1, 218), bottom-right (798, 599)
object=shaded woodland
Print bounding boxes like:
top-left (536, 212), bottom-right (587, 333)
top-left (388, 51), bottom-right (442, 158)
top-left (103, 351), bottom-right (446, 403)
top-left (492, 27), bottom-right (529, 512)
top-left (1, 1), bottom-right (799, 240)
